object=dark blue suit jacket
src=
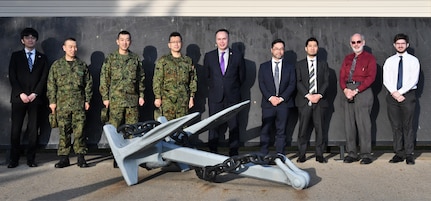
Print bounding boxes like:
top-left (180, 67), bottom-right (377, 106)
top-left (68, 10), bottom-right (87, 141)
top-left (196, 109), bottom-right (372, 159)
top-left (258, 60), bottom-right (296, 108)
top-left (204, 48), bottom-right (245, 104)
top-left (8, 49), bottom-right (49, 104)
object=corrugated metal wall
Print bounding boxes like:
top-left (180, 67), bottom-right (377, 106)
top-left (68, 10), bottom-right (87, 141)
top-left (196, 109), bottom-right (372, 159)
top-left (1, 0), bottom-right (430, 17)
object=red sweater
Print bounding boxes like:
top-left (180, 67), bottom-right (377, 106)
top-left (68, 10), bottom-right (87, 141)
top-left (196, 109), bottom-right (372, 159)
top-left (339, 51), bottom-right (377, 92)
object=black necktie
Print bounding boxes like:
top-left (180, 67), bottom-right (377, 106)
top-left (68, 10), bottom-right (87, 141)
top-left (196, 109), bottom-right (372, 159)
top-left (397, 56), bottom-right (403, 90)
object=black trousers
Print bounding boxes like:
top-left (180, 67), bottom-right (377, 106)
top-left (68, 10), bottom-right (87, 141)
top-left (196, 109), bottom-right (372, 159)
top-left (386, 90), bottom-right (416, 157)
top-left (10, 102), bottom-right (40, 163)
top-left (208, 99), bottom-right (240, 156)
top-left (297, 103), bottom-right (326, 157)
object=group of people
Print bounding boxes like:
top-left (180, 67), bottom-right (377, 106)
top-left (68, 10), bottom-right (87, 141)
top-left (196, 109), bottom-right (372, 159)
top-left (260, 32), bottom-right (419, 165)
top-left (258, 37), bottom-right (331, 163)
top-left (7, 26), bottom-right (419, 170)
top-left (340, 32), bottom-right (419, 165)
top-left (6, 28), bottom-right (242, 168)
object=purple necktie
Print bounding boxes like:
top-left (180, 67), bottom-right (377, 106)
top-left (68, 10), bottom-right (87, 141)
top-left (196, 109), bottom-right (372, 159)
top-left (220, 52), bottom-right (225, 75)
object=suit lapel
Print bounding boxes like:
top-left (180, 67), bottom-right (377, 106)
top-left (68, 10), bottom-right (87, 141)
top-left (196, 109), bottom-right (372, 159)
top-left (33, 51), bottom-right (40, 70)
top-left (225, 49), bottom-right (233, 75)
top-left (21, 50), bottom-right (32, 72)
top-left (316, 60), bottom-right (323, 86)
top-left (279, 61), bottom-right (288, 85)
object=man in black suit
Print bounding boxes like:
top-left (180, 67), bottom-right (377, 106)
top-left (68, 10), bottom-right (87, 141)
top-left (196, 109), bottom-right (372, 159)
top-left (258, 39), bottom-right (296, 155)
top-left (204, 29), bottom-right (246, 156)
top-left (295, 37), bottom-right (330, 163)
top-left (8, 28), bottom-right (49, 168)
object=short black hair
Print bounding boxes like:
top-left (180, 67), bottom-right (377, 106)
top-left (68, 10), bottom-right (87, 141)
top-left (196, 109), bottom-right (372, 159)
top-left (117, 30), bottom-right (131, 40)
top-left (305, 37), bottom-right (319, 46)
top-left (271, 39), bottom-right (285, 48)
top-left (64, 37), bottom-right (76, 44)
top-left (215, 28), bottom-right (229, 36)
top-left (20, 27), bottom-right (39, 40)
top-left (169, 32), bottom-right (182, 41)
top-left (394, 33), bottom-right (409, 43)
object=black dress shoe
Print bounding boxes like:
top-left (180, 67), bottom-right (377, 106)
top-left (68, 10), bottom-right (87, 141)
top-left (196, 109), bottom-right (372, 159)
top-left (7, 162), bottom-right (19, 168)
top-left (316, 156), bottom-right (328, 163)
top-left (297, 155), bottom-right (306, 163)
top-left (389, 155), bottom-right (404, 163)
top-left (406, 156), bottom-right (415, 165)
top-left (27, 161), bottom-right (38, 167)
top-left (360, 158), bottom-right (372, 165)
top-left (343, 156), bottom-right (358, 163)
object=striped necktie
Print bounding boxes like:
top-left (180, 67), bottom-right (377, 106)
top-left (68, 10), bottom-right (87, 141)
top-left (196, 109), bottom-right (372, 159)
top-left (309, 60), bottom-right (316, 94)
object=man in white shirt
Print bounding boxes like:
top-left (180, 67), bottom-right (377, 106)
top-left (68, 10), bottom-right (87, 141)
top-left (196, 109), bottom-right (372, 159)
top-left (383, 33), bottom-right (420, 165)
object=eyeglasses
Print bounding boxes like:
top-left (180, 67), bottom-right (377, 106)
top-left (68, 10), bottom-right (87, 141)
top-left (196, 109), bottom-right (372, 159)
top-left (351, 40), bottom-right (362, 45)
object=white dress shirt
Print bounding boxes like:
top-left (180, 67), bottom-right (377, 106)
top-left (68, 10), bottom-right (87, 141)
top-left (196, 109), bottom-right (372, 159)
top-left (383, 52), bottom-right (420, 95)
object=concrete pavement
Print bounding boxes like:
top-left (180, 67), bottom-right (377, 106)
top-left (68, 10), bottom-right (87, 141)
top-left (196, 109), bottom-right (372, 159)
top-left (1, 149), bottom-right (430, 201)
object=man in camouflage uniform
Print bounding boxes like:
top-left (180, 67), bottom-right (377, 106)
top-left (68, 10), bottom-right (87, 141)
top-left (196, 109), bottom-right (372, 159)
top-left (100, 30), bottom-right (145, 128)
top-left (153, 32), bottom-right (197, 120)
top-left (47, 37), bottom-right (92, 168)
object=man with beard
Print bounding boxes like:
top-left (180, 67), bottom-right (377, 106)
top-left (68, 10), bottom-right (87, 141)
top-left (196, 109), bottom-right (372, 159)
top-left (339, 33), bottom-right (376, 165)
top-left (383, 33), bottom-right (420, 165)
top-left (258, 39), bottom-right (296, 156)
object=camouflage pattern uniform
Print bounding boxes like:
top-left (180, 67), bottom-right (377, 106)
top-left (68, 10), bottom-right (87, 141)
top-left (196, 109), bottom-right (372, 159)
top-left (100, 50), bottom-right (144, 128)
top-left (153, 53), bottom-right (197, 120)
top-left (47, 57), bottom-right (92, 156)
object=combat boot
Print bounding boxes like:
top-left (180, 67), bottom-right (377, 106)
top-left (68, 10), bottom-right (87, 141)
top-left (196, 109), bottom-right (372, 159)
top-left (54, 155), bottom-right (70, 168)
top-left (77, 154), bottom-right (89, 168)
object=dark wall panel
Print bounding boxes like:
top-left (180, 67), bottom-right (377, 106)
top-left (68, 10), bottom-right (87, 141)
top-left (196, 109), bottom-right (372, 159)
top-left (0, 17), bottom-right (429, 149)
